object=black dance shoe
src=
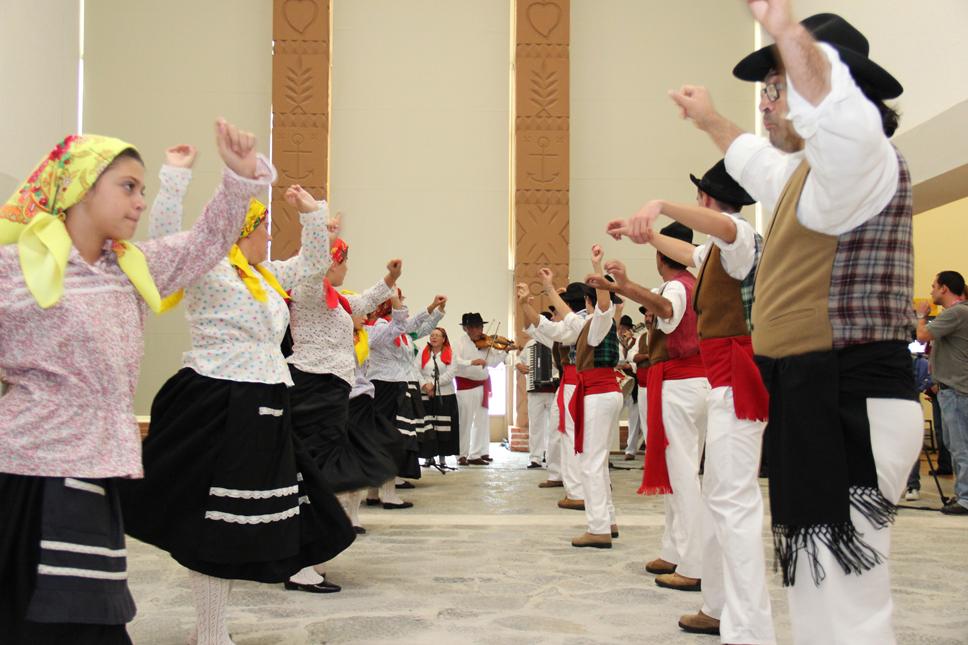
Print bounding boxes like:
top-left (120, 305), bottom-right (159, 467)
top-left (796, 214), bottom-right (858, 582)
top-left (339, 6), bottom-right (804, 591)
top-left (382, 501), bottom-right (414, 509)
top-left (395, 480), bottom-right (415, 489)
top-left (353, 526), bottom-right (367, 534)
top-left (284, 578), bottom-right (342, 594)
top-left (365, 498), bottom-right (381, 506)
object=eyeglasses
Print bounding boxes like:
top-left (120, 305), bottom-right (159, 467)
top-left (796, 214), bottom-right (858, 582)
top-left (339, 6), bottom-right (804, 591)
top-left (761, 82), bottom-right (785, 102)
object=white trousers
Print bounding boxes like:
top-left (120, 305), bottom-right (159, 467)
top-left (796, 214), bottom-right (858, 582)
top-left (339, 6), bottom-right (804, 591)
top-left (623, 389), bottom-right (644, 455)
top-left (527, 392), bottom-right (555, 463)
top-left (579, 391), bottom-right (624, 533)
top-left (658, 377), bottom-right (710, 580)
top-left (699, 386), bottom-right (775, 645)
top-left (457, 387), bottom-right (490, 459)
top-left (558, 383), bottom-right (584, 500)
top-left (787, 398), bottom-right (921, 645)
top-left (547, 401), bottom-right (563, 481)
top-left (636, 386), bottom-right (648, 450)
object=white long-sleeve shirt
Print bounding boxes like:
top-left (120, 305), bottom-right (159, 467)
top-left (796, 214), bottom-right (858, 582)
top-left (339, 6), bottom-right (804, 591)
top-left (416, 347), bottom-right (457, 395)
top-left (289, 278), bottom-right (394, 386)
top-left (652, 283), bottom-right (687, 335)
top-left (691, 213), bottom-right (757, 280)
top-left (351, 308), bottom-right (408, 399)
top-left (725, 43), bottom-right (898, 236)
top-left (453, 334), bottom-right (506, 380)
top-left (367, 307), bottom-right (445, 383)
top-left (586, 302), bottom-right (616, 347)
top-left (148, 165), bottom-right (331, 386)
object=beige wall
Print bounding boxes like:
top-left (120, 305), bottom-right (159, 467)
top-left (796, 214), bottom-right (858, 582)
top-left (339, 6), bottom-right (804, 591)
top-left (329, 0), bottom-right (512, 345)
top-left (83, 0), bottom-right (272, 414)
top-left (569, 1), bottom-right (756, 291)
top-left (792, 1), bottom-right (968, 134)
top-left (0, 0), bottom-right (79, 198)
top-left (913, 196), bottom-right (968, 300)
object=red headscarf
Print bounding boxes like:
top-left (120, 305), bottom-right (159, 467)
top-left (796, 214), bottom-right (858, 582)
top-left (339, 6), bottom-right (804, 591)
top-left (323, 238), bottom-right (351, 313)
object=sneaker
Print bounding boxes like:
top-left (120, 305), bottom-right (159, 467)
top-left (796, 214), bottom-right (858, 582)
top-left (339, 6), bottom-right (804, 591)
top-left (904, 488), bottom-right (920, 501)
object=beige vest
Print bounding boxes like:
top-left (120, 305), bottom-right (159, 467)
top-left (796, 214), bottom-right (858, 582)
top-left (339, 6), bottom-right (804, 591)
top-left (751, 161), bottom-right (838, 358)
top-left (693, 245), bottom-right (748, 340)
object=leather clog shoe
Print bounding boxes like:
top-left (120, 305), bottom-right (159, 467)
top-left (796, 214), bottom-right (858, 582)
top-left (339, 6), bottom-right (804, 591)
top-left (655, 572), bottom-right (701, 592)
top-left (610, 524), bottom-right (619, 538)
top-left (678, 610), bottom-right (720, 635)
top-left (538, 480), bottom-right (564, 488)
top-left (557, 497), bottom-right (585, 511)
top-left (645, 558), bottom-right (677, 575)
top-left (571, 532), bottom-right (612, 548)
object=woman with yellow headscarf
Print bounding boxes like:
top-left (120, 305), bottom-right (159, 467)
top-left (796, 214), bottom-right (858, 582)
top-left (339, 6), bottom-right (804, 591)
top-left (117, 153), bottom-right (355, 642)
top-left (0, 119), bottom-right (272, 644)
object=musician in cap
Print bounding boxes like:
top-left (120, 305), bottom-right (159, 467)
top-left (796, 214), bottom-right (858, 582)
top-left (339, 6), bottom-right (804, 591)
top-left (453, 312), bottom-right (507, 465)
top-left (589, 223), bottom-right (709, 586)
top-left (610, 159), bottom-right (773, 641)
top-left (515, 311), bottom-right (558, 470)
top-left (665, 4), bottom-right (919, 642)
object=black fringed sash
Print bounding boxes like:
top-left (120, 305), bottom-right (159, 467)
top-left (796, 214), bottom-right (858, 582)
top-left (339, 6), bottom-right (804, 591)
top-left (756, 341), bottom-right (916, 586)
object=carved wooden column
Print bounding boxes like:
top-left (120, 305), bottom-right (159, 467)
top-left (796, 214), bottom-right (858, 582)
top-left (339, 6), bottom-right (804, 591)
top-left (509, 1), bottom-right (570, 453)
top-left (271, 0), bottom-right (330, 260)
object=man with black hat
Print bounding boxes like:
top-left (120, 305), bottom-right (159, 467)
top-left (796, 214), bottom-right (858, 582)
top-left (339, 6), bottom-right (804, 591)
top-left (591, 223), bottom-right (709, 587)
top-left (665, 3), bottom-right (921, 643)
top-left (520, 246), bottom-right (625, 548)
top-left (453, 312), bottom-right (507, 465)
top-left (522, 280), bottom-right (594, 509)
top-left (609, 160), bottom-right (774, 642)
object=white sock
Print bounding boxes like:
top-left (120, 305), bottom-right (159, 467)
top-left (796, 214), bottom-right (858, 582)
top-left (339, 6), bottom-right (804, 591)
top-left (367, 486), bottom-right (379, 501)
top-left (188, 570), bottom-right (234, 645)
top-left (380, 479), bottom-right (403, 504)
top-left (394, 476), bottom-right (405, 485)
top-left (337, 490), bottom-right (362, 526)
top-left (289, 565), bottom-right (324, 585)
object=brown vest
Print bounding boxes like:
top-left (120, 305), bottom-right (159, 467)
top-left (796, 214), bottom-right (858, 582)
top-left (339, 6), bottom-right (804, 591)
top-left (751, 161), bottom-right (837, 357)
top-left (693, 245), bottom-right (748, 339)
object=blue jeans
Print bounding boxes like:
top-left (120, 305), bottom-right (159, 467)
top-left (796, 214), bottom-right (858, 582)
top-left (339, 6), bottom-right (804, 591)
top-left (938, 388), bottom-right (968, 509)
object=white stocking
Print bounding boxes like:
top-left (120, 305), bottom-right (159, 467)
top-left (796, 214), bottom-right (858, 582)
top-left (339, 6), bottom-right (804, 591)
top-left (289, 565), bottom-right (324, 585)
top-left (187, 570), bottom-right (234, 645)
top-left (380, 478), bottom-right (403, 504)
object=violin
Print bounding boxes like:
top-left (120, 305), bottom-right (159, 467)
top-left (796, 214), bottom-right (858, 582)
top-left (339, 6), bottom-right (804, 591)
top-left (473, 334), bottom-right (520, 352)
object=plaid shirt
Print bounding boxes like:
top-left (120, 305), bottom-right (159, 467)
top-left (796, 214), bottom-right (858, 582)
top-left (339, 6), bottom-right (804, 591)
top-left (828, 149), bottom-right (914, 348)
top-left (740, 232), bottom-right (763, 331)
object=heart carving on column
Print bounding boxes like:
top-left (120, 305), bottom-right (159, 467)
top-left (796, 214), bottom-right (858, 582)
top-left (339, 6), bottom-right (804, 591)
top-left (284, 0), bottom-right (318, 34)
top-left (527, 1), bottom-right (561, 39)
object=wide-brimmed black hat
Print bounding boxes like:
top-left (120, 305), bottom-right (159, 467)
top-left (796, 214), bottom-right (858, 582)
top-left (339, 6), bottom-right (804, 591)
top-left (660, 221), bottom-right (694, 244)
top-left (461, 312), bottom-right (485, 327)
top-left (690, 159), bottom-right (755, 208)
top-left (733, 13), bottom-right (902, 100)
top-left (619, 315), bottom-right (634, 328)
top-left (561, 282), bottom-right (594, 311)
top-left (638, 305), bottom-right (647, 315)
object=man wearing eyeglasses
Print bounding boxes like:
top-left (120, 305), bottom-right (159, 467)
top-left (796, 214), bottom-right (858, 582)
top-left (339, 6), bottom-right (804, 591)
top-left (663, 2), bottom-right (921, 644)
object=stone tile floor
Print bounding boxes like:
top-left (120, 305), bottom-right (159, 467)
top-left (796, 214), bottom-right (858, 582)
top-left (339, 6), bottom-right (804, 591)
top-left (128, 446), bottom-right (968, 644)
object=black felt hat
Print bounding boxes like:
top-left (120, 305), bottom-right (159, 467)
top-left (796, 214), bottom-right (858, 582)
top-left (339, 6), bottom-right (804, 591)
top-left (690, 159), bottom-right (755, 208)
top-left (660, 221), bottom-right (694, 245)
top-left (733, 13), bottom-right (902, 99)
top-left (461, 312), bottom-right (485, 327)
top-left (561, 282), bottom-right (594, 311)
top-left (619, 315), bottom-right (634, 328)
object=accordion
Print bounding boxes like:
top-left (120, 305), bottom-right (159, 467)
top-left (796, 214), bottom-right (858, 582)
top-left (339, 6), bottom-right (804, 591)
top-left (526, 343), bottom-right (557, 393)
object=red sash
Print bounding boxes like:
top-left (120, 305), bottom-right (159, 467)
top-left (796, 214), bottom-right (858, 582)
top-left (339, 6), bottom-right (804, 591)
top-left (638, 353), bottom-right (706, 495)
top-left (455, 376), bottom-right (491, 409)
top-left (636, 364), bottom-right (650, 388)
top-left (699, 336), bottom-right (769, 422)
top-left (567, 367), bottom-right (621, 454)
top-left (556, 365), bottom-right (579, 433)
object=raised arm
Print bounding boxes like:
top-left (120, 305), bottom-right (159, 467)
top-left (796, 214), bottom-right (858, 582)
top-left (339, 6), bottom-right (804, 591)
top-left (345, 260), bottom-right (402, 315)
top-left (263, 185), bottom-right (332, 290)
top-left (148, 145), bottom-right (197, 239)
top-left (598, 260), bottom-right (673, 320)
top-left (140, 119), bottom-right (275, 297)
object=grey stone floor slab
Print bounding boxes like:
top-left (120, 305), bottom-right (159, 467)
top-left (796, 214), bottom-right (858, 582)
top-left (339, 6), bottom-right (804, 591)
top-left (127, 446), bottom-right (968, 644)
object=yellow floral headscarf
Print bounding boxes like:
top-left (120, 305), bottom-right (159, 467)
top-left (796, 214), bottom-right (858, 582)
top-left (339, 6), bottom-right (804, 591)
top-left (0, 134), bottom-right (164, 311)
top-left (161, 197), bottom-right (288, 311)
top-left (341, 289), bottom-right (369, 365)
